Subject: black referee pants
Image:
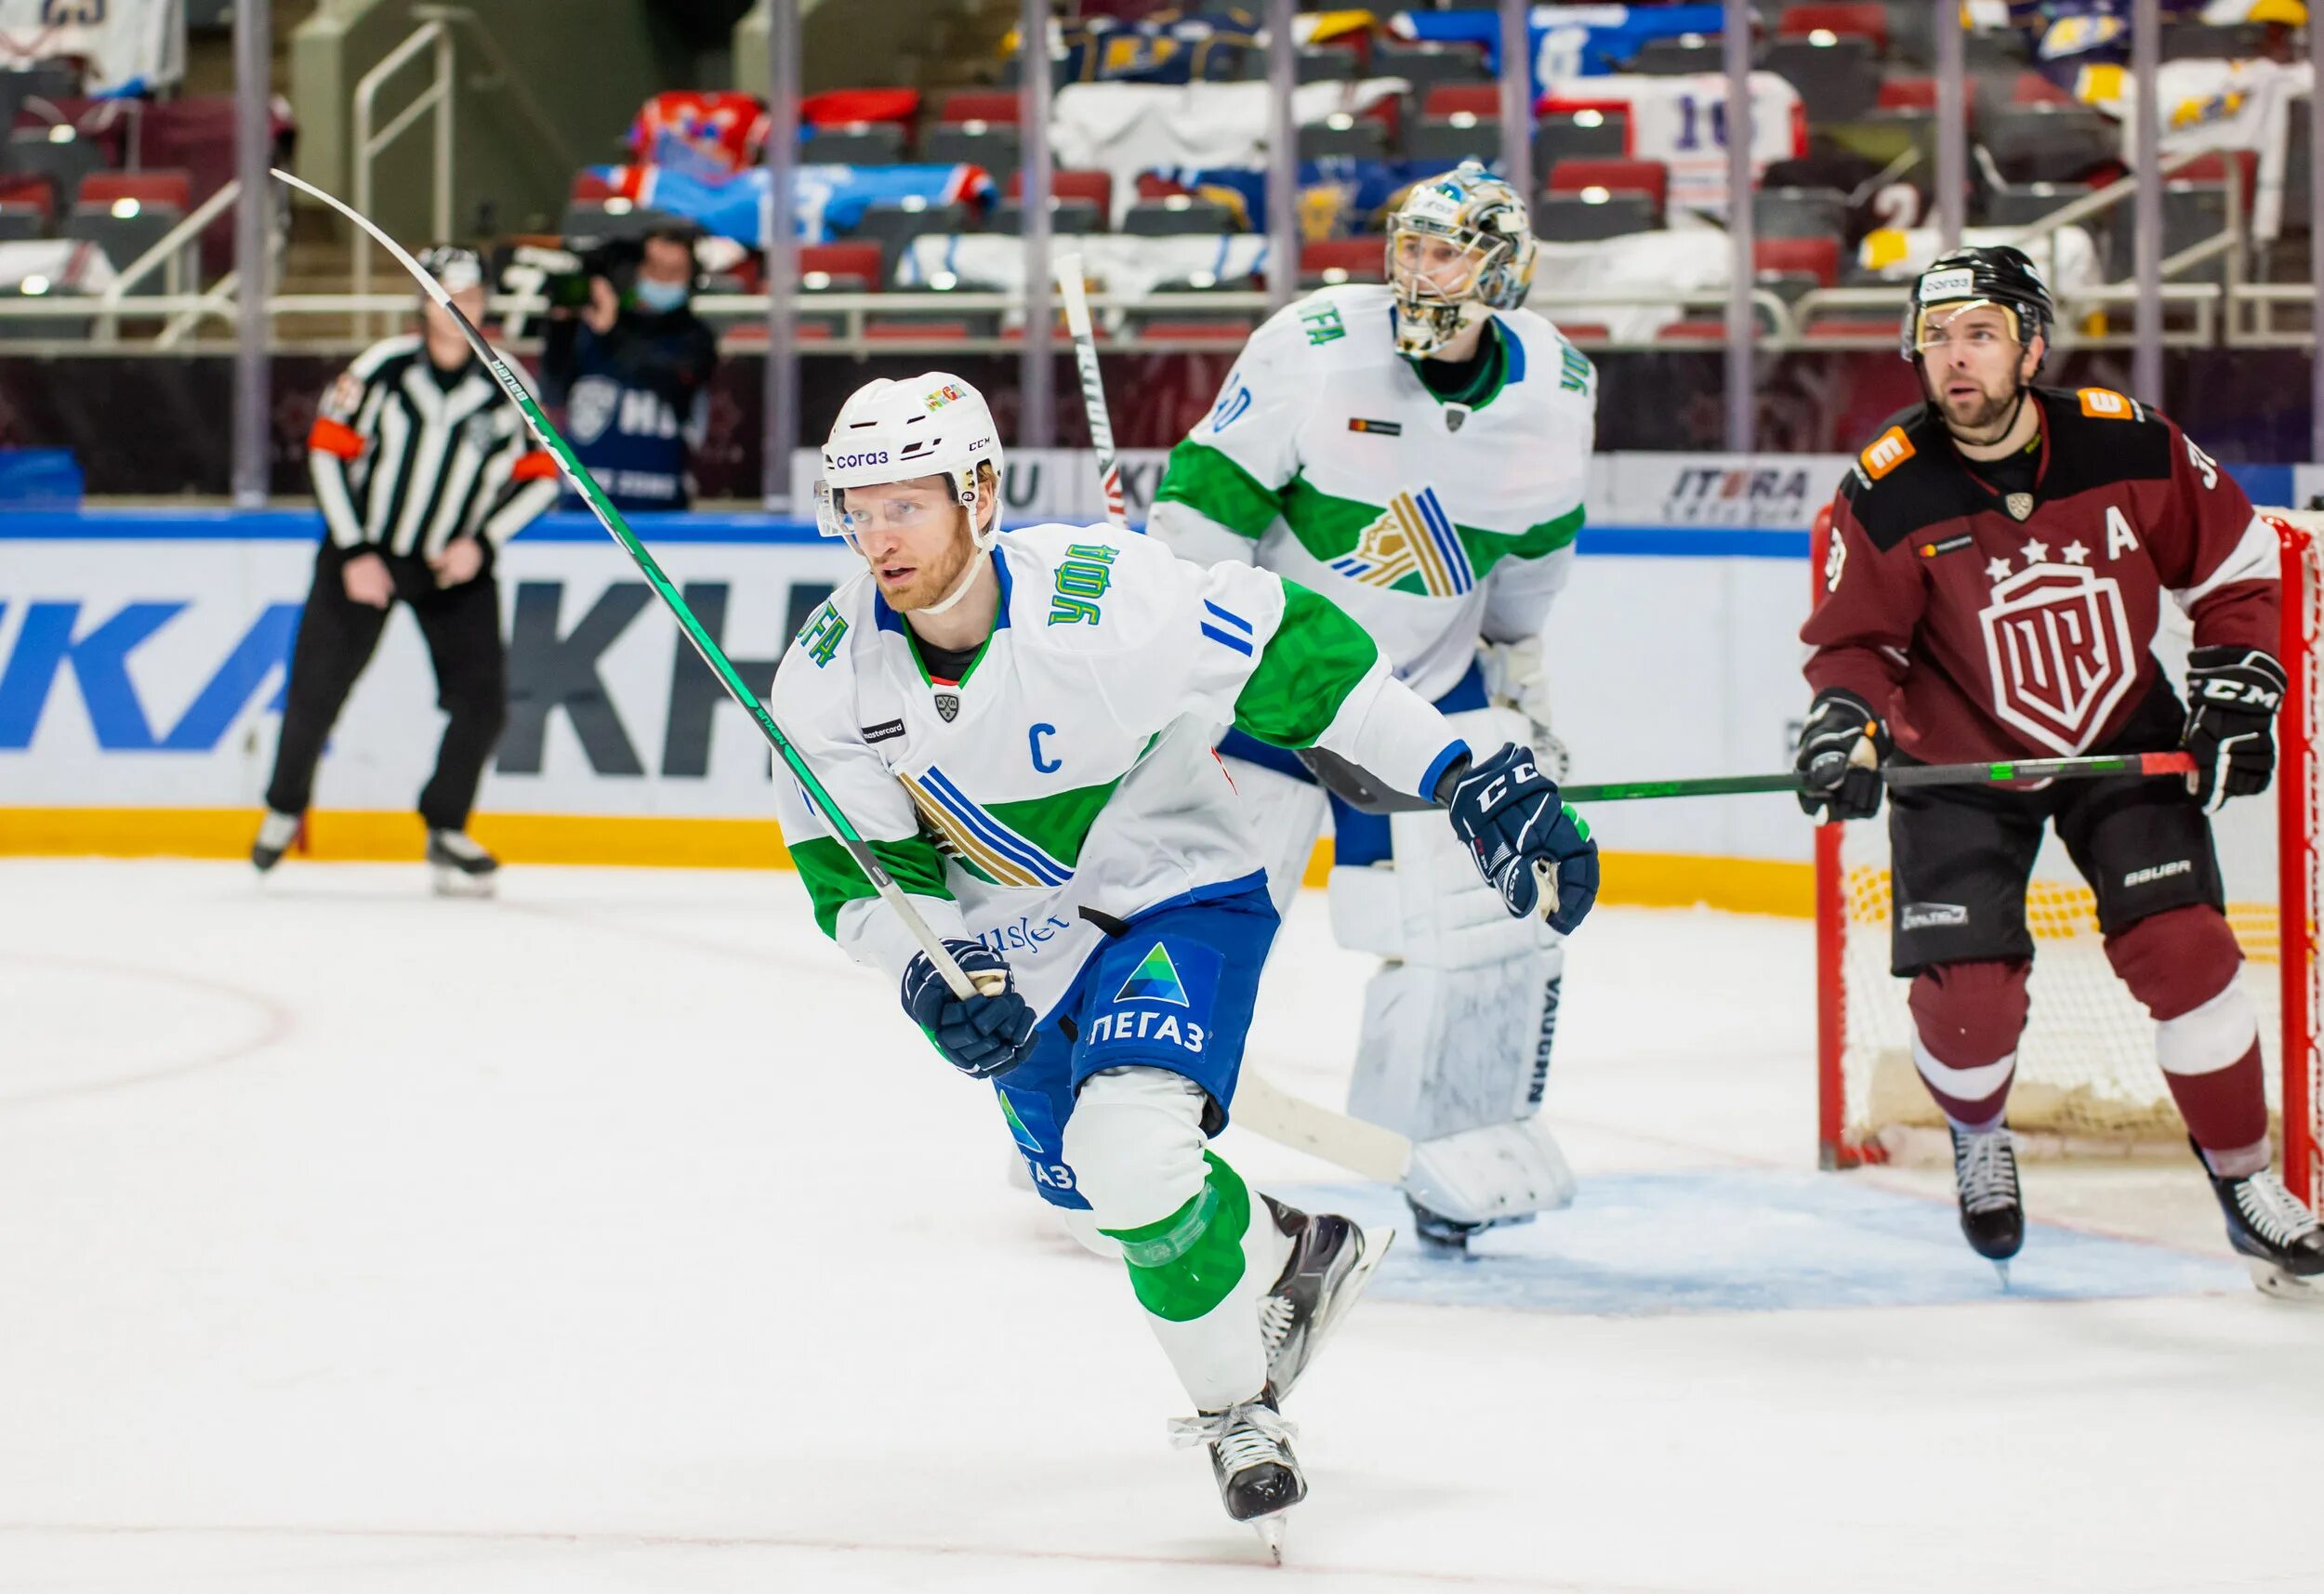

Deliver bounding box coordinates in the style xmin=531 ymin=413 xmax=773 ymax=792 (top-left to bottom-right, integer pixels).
xmin=264 ymin=543 xmax=508 ymax=833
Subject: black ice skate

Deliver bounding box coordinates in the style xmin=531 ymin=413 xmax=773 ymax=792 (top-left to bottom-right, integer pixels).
xmin=1406 ymin=1196 xmax=1486 ymax=1251
xmin=1169 ymin=1390 xmax=1304 ymax=1561
xmin=2201 ymin=1143 xmax=2324 ymax=1300
xmin=1950 ymin=1124 xmax=2025 ymax=1283
xmin=1258 ymin=1195 xmax=1389 ymax=1401
xmin=427 ymin=829 xmax=499 ymax=897
xmin=250 ymin=810 xmax=301 ymax=876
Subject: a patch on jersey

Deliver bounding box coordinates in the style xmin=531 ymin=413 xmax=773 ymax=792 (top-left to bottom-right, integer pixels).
xmin=1979 ymin=560 xmax=2136 ymax=756
xmin=1917 ymin=534 xmax=1974 ymax=558
xmin=2005 ymin=492 xmax=2035 ymax=521
xmin=1444 ymin=405 xmax=1469 ymax=433
xmin=901 ymin=767 xmax=1073 ymax=889
xmin=933 ymin=691 xmax=960 ymax=723
xmin=863 ymin=718 xmax=905 ymax=744
xmin=795 ymin=601 xmax=848 ymax=668
xmin=1328 ymin=487 xmax=1476 ymax=598
xmin=1048 ymin=543 xmax=1117 ymax=626
xmin=1115 ymin=942 xmax=1190 ymax=1007
xmin=2078 ymin=387 xmax=2138 ymax=420
xmin=322 ymin=370 xmax=364 ymax=420
xmin=1860 ymin=427 xmax=1916 ymax=481
xmin=1347 ymin=417 xmax=1403 ymax=436
xmin=997 ymin=1088 xmax=1046 ymax=1153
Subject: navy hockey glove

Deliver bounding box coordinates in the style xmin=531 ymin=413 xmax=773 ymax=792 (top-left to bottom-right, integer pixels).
xmin=2183 ymin=646 xmax=2288 ymax=812
xmin=1441 ymin=743 xmax=1599 ymax=933
xmin=1794 ymin=689 xmax=1892 ymax=822
xmin=901 ymin=940 xmax=1038 ymax=1080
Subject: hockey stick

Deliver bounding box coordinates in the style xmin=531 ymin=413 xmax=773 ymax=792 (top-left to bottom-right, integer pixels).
xmin=1053 ymin=253 xmax=1126 ymax=525
xmin=1053 ymin=249 xmax=1414 ymax=1184
xmin=1319 ymin=750 xmax=2202 ymax=812
xmin=270 ymin=170 xmax=997 ymax=1005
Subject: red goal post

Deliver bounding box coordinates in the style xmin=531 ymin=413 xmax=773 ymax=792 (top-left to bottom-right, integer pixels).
xmin=1813 ymin=507 xmax=2324 ymax=1206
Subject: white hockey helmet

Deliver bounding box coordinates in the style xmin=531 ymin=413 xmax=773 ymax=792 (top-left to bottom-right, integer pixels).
xmin=814 ymin=372 xmax=1003 ymax=546
xmin=1384 ymin=160 xmax=1537 ymax=358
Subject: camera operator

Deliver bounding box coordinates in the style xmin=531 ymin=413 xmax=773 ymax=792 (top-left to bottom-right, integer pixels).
xmin=542 ymin=225 xmax=719 ymax=511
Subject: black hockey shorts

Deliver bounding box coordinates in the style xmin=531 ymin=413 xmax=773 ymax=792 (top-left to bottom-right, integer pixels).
xmin=1886 ymin=680 xmax=2226 ymax=977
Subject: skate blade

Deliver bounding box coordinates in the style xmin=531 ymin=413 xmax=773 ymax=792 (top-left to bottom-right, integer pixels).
xmin=1992 ymin=1259 xmax=2012 ymax=1290
xmin=1281 ymin=1226 xmax=1393 ymax=1403
xmin=2249 ymin=1258 xmax=2324 ymax=1301
xmin=1252 ymin=1515 xmax=1285 ymax=1564
xmin=430 ymin=866 xmax=497 ymax=899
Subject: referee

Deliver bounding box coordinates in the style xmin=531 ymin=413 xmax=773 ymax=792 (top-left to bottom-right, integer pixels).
xmin=251 ymin=246 xmax=560 ymax=893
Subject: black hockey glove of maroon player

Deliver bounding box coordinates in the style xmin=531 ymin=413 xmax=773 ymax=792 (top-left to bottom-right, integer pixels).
xmin=1794 ymin=689 xmax=1893 ymax=822
xmin=901 ymin=940 xmax=1037 ymax=1079
xmin=1441 ymin=743 xmax=1600 ymax=933
xmin=2182 ymin=646 xmax=2289 ymax=812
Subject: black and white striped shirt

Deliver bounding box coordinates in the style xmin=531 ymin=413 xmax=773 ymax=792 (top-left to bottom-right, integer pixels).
xmin=308 ymin=335 xmax=561 ymax=558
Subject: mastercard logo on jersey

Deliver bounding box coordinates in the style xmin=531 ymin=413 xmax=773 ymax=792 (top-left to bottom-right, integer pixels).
xmin=1917 ymin=534 xmax=1974 ymax=559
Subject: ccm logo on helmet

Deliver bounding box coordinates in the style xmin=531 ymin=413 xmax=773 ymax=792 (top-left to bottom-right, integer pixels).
xmin=830 ymin=451 xmax=890 ymax=468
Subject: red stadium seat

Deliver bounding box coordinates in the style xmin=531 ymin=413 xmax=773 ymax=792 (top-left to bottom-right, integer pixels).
xmin=1547 ymin=157 xmax=1669 ymax=214
xmin=2172 ymin=149 xmax=2257 ymax=216
xmin=1006 ymin=166 xmax=1114 ymax=219
xmin=1754 ymin=236 xmax=1839 ymax=288
xmin=1554 ymin=323 xmax=1609 ymax=341
xmin=2012 ymin=72 xmax=2074 ymax=105
xmin=1655 ymin=320 xmax=1730 ymax=342
xmin=799 ymin=88 xmax=918 ymax=129
xmin=0 ymin=172 xmax=55 ymax=217
xmin=1300 ymin=237 xmax=1386 ymax=283
xmin=1877 ymin=76 xmax=1935 ymax=111
xmin=1778 ymin=4 xmax=1888 ymax=50
xmin=1803 ymin=318 xmax=1895 ymax=340
xmin=1421 ymin=84 xmax=1500 ymax=120
xmin=799 ymin=242 xmax=885 ymax=291
xmin=939 ymin=90 xmax=1021 ymax=127
xmin=77 ymin=170 xmax=191 ymax=213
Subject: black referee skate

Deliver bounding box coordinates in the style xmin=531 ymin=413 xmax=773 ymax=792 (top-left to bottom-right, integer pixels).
xmin=250 ymin=810 xmax=301 ymax=875
xmin=1257 ymin=1195 xmax=1389 ymax=1401
xmin=1949 ymin=1124 xmax=2025 ymax=1283
xmin=426 ymin=829 xmax=499 ymax=897
xmin=1170 ymin=1390 xmax=1304 ymax=1561
xmin=2201 ymin=1142 xmax=2324 ymax=1300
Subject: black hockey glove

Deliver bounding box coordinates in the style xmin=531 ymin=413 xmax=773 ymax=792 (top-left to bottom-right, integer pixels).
xmin=1794 ymin=689 xmax=1893 ymax=822
xmin=2182 ymin=646 xmax=2288 ymax=812
xmin=1440 ymin=743 xmax=1600 ymax=933
xmin=901 ymin=940 xmax=1037 ymax=1080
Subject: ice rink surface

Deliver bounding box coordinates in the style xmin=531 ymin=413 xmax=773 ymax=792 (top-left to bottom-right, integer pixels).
xmin=3 ymin=858 xmax=2318 ymax=1593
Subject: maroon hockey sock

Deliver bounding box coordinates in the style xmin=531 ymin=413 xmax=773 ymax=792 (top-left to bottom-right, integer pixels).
xmin=2163 ymin=1037 xmax=2271 ymax=1170
xmin=1908 ymin=960 xmax=2029 ymax=1126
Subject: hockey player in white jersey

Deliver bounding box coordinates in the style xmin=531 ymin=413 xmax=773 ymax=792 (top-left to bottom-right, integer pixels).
xmin=1148 ymin=160 xmax=1596 ymax=1247
xmin=772 ymin=371 xmax=1598 ymax=1543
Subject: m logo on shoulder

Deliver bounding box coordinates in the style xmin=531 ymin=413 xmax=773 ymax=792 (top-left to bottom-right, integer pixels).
xmin=1860 ymin=428 xmax=1916 ymax=481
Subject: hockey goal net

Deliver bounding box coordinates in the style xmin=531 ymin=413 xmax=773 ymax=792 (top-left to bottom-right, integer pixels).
xmin=1815 ymin=509 xmax=2324 ymax=1206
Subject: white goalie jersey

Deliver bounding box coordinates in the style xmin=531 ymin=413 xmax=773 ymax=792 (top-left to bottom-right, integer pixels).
xmin=1147 ymin=283 xmax=1597 ymax=705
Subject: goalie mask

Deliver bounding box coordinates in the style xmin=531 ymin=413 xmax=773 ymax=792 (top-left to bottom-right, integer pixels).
xmin=814 ymin=372 xmax=1004 ymax=615
xmin=1384 ymin=160 xmax=1538 ymax=358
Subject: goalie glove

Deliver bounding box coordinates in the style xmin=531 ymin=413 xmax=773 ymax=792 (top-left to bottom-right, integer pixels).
xmin=2182 ymin=646 xmax=2287 ymax=812
xmin=1794 ymin=688 xmax=1892 ymax=822
xmin=1440 ymin=743 xmax=1599 ymax=933
xmin=1477 ymin=637 xmax=1570 ymax=781
xmin=901 ymin=940 xmax=1038 ymax=1080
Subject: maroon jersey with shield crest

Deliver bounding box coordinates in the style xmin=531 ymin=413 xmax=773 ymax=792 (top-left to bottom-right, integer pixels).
xmin=1802 ymin=385 xmax=2278 ymax=762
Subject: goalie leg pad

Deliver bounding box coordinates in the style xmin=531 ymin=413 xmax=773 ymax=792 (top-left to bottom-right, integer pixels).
xmin=1333 ymin=702 xmax=1571 ymax=1222
xmin=1222 ymin=752 xmax=1329 ymax=917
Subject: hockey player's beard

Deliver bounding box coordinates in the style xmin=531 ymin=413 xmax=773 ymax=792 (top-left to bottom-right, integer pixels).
xmin=874 ymin=511 xmax=978 ymax=612
xmin=1930 ymin=373 xmax=2023 ymax=445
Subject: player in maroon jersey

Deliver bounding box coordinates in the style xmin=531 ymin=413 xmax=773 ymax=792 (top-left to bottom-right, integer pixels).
xmin=1795 ymin=245 xmax=2324 ymax=1296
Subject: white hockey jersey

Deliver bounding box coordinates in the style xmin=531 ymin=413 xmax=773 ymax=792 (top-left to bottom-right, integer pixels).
xmin=769 ymin=521 xmax=1466 ymax=1016
xmin=1147 ymin=283 xmax=1595 ymax=705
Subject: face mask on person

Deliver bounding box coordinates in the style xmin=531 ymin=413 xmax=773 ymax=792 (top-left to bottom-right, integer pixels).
xmin=635 ymin=278 xmax=689 ymax=313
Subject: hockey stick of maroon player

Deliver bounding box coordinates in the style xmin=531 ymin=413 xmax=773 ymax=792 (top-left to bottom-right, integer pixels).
xmin=1314 ymin=748 xmax=2201 ymax=811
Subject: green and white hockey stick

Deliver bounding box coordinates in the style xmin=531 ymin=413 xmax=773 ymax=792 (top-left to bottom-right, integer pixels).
xmin=271 ymin=168 xmax=994 ymax=1002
